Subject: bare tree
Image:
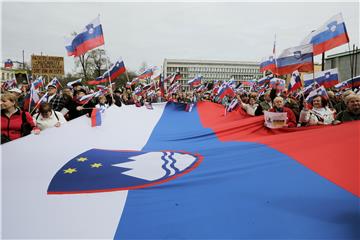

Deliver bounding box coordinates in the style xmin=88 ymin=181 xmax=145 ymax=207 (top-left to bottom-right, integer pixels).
xmin=74 ymin=49 xmax=110 ymax=80
xmin=139 ymin=61 xmax=148 ymax=74
xmin=88 ymin=49 xmax=110 ymax=78
xmin=75 ymin=54 xmax=93 ymax=81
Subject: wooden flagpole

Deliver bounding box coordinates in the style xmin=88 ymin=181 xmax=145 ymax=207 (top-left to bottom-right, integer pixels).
xmin=98 ymin=14 xmax=115 ymax=103
xmin=347 ymin=43 xmax=355 ymax=90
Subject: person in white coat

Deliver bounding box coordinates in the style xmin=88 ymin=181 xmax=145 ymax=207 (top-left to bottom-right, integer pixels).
xmin=33 ymin=103 xmax=67 ymax=131
xmin=299 ymin=95 xmax=335 ymax=126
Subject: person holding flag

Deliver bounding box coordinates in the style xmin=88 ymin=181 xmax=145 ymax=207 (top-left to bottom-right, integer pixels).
xmin=236 ymin=95 xmax=259 ymax=116
xmin=69 ymin=89 xmax=95 ymax=119
xmin=45 ymin=84 xmax=66 ymax=112
xmin=299 ymin=95 xmax=336 ymax=126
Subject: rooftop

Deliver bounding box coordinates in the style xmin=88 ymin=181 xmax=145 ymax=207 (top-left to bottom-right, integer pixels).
xmin=326 ymin=49 xmax=360 ymax=59
xmin=164 ymin=58 xmax=260 ymax=65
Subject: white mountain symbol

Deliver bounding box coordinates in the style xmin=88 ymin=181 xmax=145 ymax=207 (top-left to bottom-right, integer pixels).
xmin=112 ymin=152 xmax=197 ymax=181
xmin=330 ymin=25 xmax=337 ymax=32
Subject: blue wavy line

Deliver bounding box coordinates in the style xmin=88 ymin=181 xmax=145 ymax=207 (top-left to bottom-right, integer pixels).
xmin=160 ymin=152 xmax=171 ymax=178
xmin=168 ymin=152 xmax=180 ymax=174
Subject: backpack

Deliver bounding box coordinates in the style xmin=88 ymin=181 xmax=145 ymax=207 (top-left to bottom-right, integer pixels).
xmin=21 ymin=111 xmax=33 ymax=137
xmin=35 ymin=111 xmax=59 ymax=121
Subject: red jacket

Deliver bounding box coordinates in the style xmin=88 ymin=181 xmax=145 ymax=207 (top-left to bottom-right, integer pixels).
xmin=1 ymin=109 xmax=36 ymax=141
xmin=269 ymin=107 xmax=297 ymax=128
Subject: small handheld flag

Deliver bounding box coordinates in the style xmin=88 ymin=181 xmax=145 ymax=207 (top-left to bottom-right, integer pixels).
xmin=91 ymin=108 xmax=102 ymax=127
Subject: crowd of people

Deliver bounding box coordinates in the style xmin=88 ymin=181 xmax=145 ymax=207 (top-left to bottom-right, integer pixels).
xmin=1 ymin=79 xmax=360 ymax=144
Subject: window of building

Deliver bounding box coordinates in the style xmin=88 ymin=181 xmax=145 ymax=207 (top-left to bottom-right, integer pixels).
xmin=331 ymin=59 xmax=336 ymax=69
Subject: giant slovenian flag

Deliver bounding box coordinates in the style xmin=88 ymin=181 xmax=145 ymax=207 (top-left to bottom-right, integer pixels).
xmin=276 ymin=44 xmax=314 ymax=75
xmin=260 ymin=55 xmax=277 ymax=73
xmin=87 ymin=59 xmax=126 ymax=85
xmin=301 ymin=13 xmax=349 ymax=55
xmin=65 ymin=16 xmax=104 ymax=57
xmin=303 ymin=68 xmax=339 ymax=88
xmin=2 ymin=102 xmax=359 ymax=239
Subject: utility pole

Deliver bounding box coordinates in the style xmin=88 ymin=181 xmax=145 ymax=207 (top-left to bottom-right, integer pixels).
xmin=22 ymin=50 xmax=25 ymax=69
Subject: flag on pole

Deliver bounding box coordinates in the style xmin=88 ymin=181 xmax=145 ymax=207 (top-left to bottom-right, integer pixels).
xmin=87 ymin=59 xmax=126 ymax=85
xmin=303 ymin=68 xmax=339 ymax=88
xmin=2 ymin=78 xmax=17 ymax=90
xmin=217 ymin=81 xmax=235 ymax=99
xmin=301 ymin=13 xmax=349 ymax=55
xmin=260 ymin=56 xmax=277 ymax=73
xmin=187 ymin=75 xmax=203 ymax=87
xmin=163 ymin=72 xmax=182 ymax=86
xmin=241 ymin=79 xmax=257 ymax=87
xmin=334 ymin=80 xmax=351 ymax=90
xmin=167 ymin=82 xmax=180 ymax=95
xmin=78 ymin=91 xmax=101 ymax=104
xmin=299 ymin=82 xmax=320 ymax=96
xmin=334 ymin=75 xmax=360 ymax=89
xmin=134 ymin=86 xmax=143 ymax=96
xmin=158 ymin=74 xmax=165 ymax=97
xmin=136 ymin=67 xmax=155 ymax=80
xmin=4 ymin=59 xmax=13 ymax=68
xmin=226 ymin=98 xmax=239 ymax=112
xmin=91 ymin=108 xmax=102 ymax=127
xmin=288 ymin=71 xmax=302 ymax=93
xmin=276 ymin=44 xmax=314 ymax=75
xmin=46 ymin=77 xmax=62 ymax=89
xmin=269 ymin=78 xmax=286 ymax=89
xmin=195 ymin=84 xmax=207 ymax=93
xmin=30 ymin=83 xmax=40 ymax=105
xmin=303 ymin=74 xmax=316 ymax=87
xmin=67 ymin=79 xmax=82 ymax=88
xmin=32 ymin=77 xmax=44 ymax=90
xmin=65 ymin=16 xmax=104 ymax=57
xmin=257 ymin=75 xmax=273 ymax=87
xmin=305 ymin=86 xmax=328 ymax=104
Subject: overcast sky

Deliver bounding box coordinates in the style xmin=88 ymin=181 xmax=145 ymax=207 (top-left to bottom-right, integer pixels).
xmin=1 ymin=1 xmax=359 ymax=74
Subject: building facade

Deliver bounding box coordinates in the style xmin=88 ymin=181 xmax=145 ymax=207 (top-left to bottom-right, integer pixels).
xmin=1 ymin=61 xmax=29 ymax=85
xmin=325 ymin=49 xmax=360 ymax=82
xmin=163 ymin=59 xmax=262 ymax=90
xmin=0 ymin=68 xmax=16 ymax=81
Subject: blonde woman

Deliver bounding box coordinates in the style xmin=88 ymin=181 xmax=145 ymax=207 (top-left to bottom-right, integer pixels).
xmin=1 ymin=92 xmax=39 ymax=143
